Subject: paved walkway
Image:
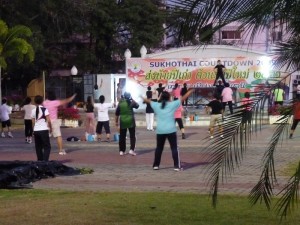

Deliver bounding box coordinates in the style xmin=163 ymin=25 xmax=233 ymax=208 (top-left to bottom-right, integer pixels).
xmin=1 ymin=123 xmax=300 ymax=195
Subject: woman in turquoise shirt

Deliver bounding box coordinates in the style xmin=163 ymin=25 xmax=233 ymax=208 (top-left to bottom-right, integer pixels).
xmin=141 ymin=89 xmax=193 ymax=171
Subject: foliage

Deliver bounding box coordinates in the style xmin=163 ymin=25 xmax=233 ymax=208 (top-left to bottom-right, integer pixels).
xmin=0 ymin=19 xmax=34 ymax=100
xmin=1 ymin=190 xmax=300 ymax=225
xmin=4 ymin=94 xmax=24 ymax=106
xmin=268 ymin=105 xmax=292 ymax=116
xmin=58 ymin=107 xmax=80 ymax=120
xmin=0 ymin=0 xmax=165 ymax=74
xmin=168 ymin=0 xmax=300 ymax=219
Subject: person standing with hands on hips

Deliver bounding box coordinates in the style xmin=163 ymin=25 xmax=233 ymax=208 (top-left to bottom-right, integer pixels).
xmin=141 ymin=88 xmax=194 ymax=171
xmin=115 ymin=92 xmax=139 ymax=156
xmin=213 ymin=60 xmax=226 ymax=86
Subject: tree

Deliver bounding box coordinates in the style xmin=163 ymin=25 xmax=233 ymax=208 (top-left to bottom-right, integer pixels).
xmin=168 ymin=0 xmax=300 ymax=218
xmin=0 ymin=20 xmax=34 ymax=101
xmin=0 ymin=0 xmax=165 ymax=75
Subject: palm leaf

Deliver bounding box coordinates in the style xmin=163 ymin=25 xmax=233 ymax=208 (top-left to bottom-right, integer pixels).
xmin=275 ymin=161 xmax=300 ymax=219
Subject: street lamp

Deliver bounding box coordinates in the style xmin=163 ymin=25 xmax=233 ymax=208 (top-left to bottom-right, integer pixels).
xmin=140 ymin=45 xmax=147 ymax=58
xmin=124 ymin=49 xmax=132 ymax=59
xmin=71 ymin=65 xmax=78 ymax=76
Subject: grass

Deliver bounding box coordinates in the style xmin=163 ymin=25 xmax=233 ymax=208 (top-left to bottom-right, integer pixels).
xmin=0 ymin=190 xmax=299 ymax=225
xmin=280 ymin=160 xmax=299 ymax=176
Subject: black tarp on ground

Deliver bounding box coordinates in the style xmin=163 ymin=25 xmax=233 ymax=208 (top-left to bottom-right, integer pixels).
xmin=0 ymin=161 xmax=81 ymax=189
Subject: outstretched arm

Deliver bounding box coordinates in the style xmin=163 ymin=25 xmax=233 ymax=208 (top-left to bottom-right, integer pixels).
xmin=60 ymin=94 xmax=77 ymax=106
xmin=180 ymin=88 xmax=194 ymax=102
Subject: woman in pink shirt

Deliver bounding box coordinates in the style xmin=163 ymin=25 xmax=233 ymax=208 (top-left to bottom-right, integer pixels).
xmin=221 ymin=83 xmax=233 ymax=114
xmin=172 ymin=83 xmax=181 ymax=100
xmin=174 ymin=104 xmax=185 ymax=139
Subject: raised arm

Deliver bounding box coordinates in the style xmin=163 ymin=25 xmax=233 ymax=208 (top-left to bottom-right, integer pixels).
xmin=60 ymin=94 xmax=77 ymax=106
xmin=180 ymin=88 xmax=194 ymax=102
xmin=140 ymin=96 xmax=151 ymax=104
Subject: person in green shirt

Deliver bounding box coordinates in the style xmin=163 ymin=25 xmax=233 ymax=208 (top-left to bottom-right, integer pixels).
xmin=273 ymin=84 xmax=285 ymax=105
xmin=115 ymin=92 xmax=139 ymax=156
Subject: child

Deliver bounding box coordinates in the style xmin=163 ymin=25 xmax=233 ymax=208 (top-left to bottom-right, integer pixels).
xmin=31 ymin=95 xmax=52 ymax=161
xmin=84 ymin=96 xmax=96 ymax=140
xmin=0 ymin=98 xmax=13 ymax=138
xmin=241 ymin=92 xmax=253 ymax=131
xmin=22 ymin=97 xmax=35 ymax=143
xmin=174 ymin=104 xmax=186 ymax=139
xmin=95 ymin=95 xmax=114 ymax=142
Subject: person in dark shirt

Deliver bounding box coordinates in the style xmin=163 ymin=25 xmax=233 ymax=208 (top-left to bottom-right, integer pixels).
xmin=215 ymin=80 xmax=224 ymax=98
xmin=145 ymin=86 xmax=155 ymax=131
xmin=180 ymin=83 xmax=188 ymax=106
xmin=213 ymin=60 xmax=226 ymax=86
xmin=206 ymin=94 xmax=224 ymax=138
xmin=156 ymin=83 xmax=165 ymax=101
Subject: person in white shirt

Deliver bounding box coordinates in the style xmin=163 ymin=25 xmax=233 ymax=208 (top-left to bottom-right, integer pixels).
xmin=22 ymin=97 xmax=36 ymax=143
xmin=94 ymin=95 xmax=114 ymax=142
xmin=0 ymin=98 xmax=13 ymax=138
xmin=31 ymin=95 xmax=52 ymax=161
xmin=221 ymin=83 xmax=234 ymax=114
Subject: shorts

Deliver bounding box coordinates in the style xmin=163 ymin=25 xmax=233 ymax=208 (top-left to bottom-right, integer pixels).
xmin=96 ymin=121 xmax=110 ymax=134
xmin=1 ymin=120 xmax=11 ymax=128
xmin=51 ymin=119 xmax=62 ymax=137
xmin=209 ymin=114 xmax=222 ymax=128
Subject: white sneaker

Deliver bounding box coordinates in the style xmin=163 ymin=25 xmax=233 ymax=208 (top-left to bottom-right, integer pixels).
xmin=220 ymin=135 xmax=224 ymax=138
xmin=129 ymin=150 xmax=137 ymax=156
xmin=174 ymin=168 xmax=181 ymax=172
xmin=59 ymin=150 xmax=67 ymax=155
xmin=1 ymin=132 xmax=5 ymax=138
xmin=8 ymin=132 xmax=13 ymax=138
xmin=119 ymin=151 xmax=124 ymax=156
xmin=153 ymin=166 xmax=159 ymax=170
xmin=210 ymin=136 xmax=214 ymax=139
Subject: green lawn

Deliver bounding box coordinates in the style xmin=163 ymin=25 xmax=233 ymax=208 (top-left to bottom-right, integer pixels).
xmin=0 ymin=190 xmax=299 ymax=225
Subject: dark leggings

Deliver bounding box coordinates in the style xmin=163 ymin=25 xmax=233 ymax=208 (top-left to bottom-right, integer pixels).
xmin=213 ymin=74 xmax=226 ymax=86
xmin=291 ymin=119 xmax=300 ymax=130
xmin=175 ymin=118 xmax=184 ymax=130
xmin=153 ymin=132 xmax=180 ymax=169
xmin=223 ymin=101 xmax=233 ymax=114
xmin=119 ymin=127 xmax=136 ymax=152
xmin=24 ymin=119 xmax=33 ymax=137
xmin=34 ymin=130 xmax=51 ymax=161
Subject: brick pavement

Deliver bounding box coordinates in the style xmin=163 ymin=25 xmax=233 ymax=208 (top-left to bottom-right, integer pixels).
xmin=1 ymin=121 xmax=300 ymax=196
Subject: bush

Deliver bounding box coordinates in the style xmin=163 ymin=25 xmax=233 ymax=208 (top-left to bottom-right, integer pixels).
xmin=58 ymin=107 xmax=80 ymax=120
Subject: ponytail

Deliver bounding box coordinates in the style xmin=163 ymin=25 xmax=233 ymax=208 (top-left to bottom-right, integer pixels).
xmin=160 ymin=91 xmax=170 ymax=109
xmin=161 ymin=100 xmax=167 ymax=109
xmin=35 ymin=107 xmax=39 ymax=120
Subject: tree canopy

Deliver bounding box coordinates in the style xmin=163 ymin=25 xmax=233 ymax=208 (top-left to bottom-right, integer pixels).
xmin=0 ymin=0 xmax=165 ymax=75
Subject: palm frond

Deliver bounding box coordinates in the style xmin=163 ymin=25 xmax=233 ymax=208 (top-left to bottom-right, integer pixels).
xmin=249 ymin=112 xmax=292 ymax=210
xmin=169 ymin=0 xmax=298 ymax=45
xmin=272 ymin=38 xmax=300 ymax=71
xmin=275 ymin=161 xmax=300 ymax=219
xmin=204 ymin=90 xmax=264 ymax=207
